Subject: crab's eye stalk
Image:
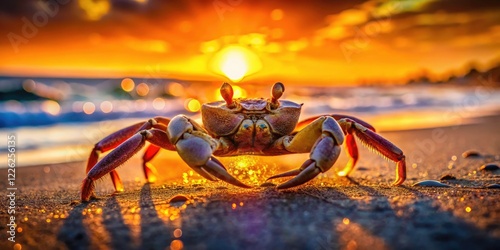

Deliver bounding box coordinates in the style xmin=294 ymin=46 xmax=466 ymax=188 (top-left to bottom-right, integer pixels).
xmin=270 ymin=82 xmax=285 ymax=109
xmin=220 ymin=82 xmax=235 ymax=108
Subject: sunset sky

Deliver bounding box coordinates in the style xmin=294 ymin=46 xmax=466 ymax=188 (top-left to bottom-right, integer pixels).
xmin=0 ymin=0 xmax=499 ymax=84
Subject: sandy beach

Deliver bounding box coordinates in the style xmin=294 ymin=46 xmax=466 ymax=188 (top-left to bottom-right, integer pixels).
xmin=1 ymin=115 xmax=499 ymax=250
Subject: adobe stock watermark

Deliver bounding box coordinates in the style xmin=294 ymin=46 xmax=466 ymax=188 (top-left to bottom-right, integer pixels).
xmin=6 ymin=134 xmax=17 ymax=243
xmin=409 ymin=74 xmax=498 ymax=164
xmin=213 ymin=0 xmax=243 ymax=21
xmin=7 ymin=0 xmax=71 ymax=53
xmin=340 ymin=2 xmax=401 ymax=63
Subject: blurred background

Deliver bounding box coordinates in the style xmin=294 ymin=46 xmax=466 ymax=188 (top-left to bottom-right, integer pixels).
xmin=0 ymin=0 xmax=499 ymax=167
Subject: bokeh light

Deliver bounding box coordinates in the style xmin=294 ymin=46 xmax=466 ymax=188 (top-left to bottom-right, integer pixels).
xmin=100 ymin=101 xmax=113 ymax=113
xmin=152 ymin=97 xmax=166 ymax=110
xmin=167 ymin=82 xmax=185 ymax=97
xmin=83 ymin=102 xmax=96 ymax=115
xmin=136 ymin=83 xmax=150 ymax=96
xmin=121 ymin=78 xmax=135 ymax=92
xmin=184 ymin=98 xmax=201 ymax=112
xmin=78 ymin=0 xmax=111 ymax=21
xmin=343 ymin=218 xmax=350 ymax=225
xmin=41 ymin=100 xmax=61 ymax=116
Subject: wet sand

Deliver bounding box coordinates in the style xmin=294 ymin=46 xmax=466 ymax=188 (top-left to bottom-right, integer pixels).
xmin=1 ymin=115 xmax=500 ymax=250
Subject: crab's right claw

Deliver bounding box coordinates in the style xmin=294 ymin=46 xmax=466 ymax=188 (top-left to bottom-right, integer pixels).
xmin=173 ymin=122 xmax=251 ymax=188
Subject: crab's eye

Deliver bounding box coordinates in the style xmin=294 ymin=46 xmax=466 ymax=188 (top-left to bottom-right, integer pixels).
xmin=270 ymin=82 xmax=285 ymax=109
xmin=220 ymin=82 xmax=235 ymax=108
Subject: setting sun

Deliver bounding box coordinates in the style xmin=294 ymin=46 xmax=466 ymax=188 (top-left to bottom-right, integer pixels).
xmin=210 ymin=45 xmax=262 ymax=82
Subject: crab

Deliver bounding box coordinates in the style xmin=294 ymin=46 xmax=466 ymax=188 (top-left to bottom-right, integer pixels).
xmin=81 ymin=82 xmax=406 ymax=201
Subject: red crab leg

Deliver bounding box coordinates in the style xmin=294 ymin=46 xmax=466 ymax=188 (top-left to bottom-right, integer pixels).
xmin=142 ymin=144 xmax=161 ymax=183
xmin=86 ymin=117 xmax=170 ymax=192
xmin=82 ymin=129 xmax=173 ymax=201
xmin=338 ymin=118 xmax=406 ymax=185
xmin=337 ymin=133 xmax=358 ymax=177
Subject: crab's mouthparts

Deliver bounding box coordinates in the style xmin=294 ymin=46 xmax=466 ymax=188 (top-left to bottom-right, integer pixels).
xmin=241 ymin=110 xmax=267 ymax=114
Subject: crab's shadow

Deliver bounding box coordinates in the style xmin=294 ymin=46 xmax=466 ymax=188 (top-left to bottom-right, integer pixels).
xmin=58 ymin=184 xmax=174 ymax=250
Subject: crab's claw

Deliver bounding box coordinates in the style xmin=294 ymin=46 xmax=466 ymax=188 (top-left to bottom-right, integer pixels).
xmin=266 ymin=116 xmax=343 ymax=189
xmin=170 ymin=115 xmax=251 ymax=188
xmin=267 ymin=159 xmax=322 ymax=189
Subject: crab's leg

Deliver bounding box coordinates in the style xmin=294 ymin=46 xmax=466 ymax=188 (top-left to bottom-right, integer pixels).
xmin=338 ymin=118 xmax=406 ymax=185
xmin=81 ymin=129 xmax=174 ymax=201
xmin=168 ymin=115 xmax=251 ymax=188
xmin=142 ymin=144 xmax=161 ymax=183
xmin=267 ymin=116 xmax=344 ymax=189
xmin=86 ymin=117 xmax=170 ymax=191
xmin=337 ymin=133 xmax=358 ymax=177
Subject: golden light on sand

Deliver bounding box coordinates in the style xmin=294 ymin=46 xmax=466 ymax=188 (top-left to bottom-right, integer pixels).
xmin=210 ymin=45 xmax=262 ymax=82
xmin=41 ymin=100 xmax=61 ymax=116
xmin=121 ymin=78 xmax=135 ymax=92
xmin=173 ymin=228 xmax=182 ymax=238
xmin=170 ymin=239 xmax=183 ymax=250
xmin=343 ymin=218 xmax=350 ymax=225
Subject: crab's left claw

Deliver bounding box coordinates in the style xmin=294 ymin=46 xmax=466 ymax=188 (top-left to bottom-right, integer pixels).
xmin=201 ymin=157 xmax=251 ymax=188
xmin=267 ymin=117 xmax=343 ymax=189
xmin=270 ymin=160 xmax=322 ymax=189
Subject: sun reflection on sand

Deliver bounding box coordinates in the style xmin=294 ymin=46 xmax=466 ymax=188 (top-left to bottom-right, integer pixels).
xmin=225 ymin=156 xmax=278 ymax=186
